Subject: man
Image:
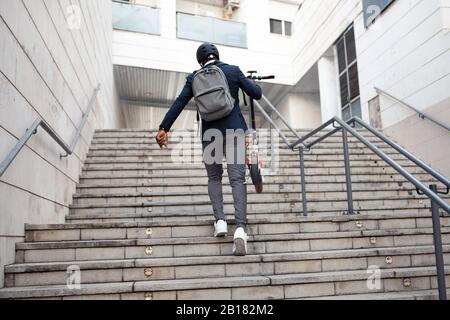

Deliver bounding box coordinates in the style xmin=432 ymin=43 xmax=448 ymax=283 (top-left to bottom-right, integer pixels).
xmin=156 ymin=43 xmax=262 ymax=256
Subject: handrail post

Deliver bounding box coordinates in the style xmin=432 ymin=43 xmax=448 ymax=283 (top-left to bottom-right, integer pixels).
xmin=270 ymin=124 xmax=277 ymax=174
xmin=61 ymin=84 xmax=101 ymax=158
xmin=299 ymin=147 xmax=308 ymax=216
xmin=430 ymin=184 xmax=447 ymax=300
xmin=0 ymin=120 xmax=41 ymax=178
xmin=342 ymin=128 xmax=354 ymax=215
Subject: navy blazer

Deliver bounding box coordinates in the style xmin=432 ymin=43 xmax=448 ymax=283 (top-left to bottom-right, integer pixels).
xmin=159 ymin=61 xmax=262 ymax=135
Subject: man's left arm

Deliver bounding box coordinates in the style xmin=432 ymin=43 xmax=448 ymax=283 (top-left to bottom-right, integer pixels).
xmin=156 ymin=75 xmax=194 ymax=148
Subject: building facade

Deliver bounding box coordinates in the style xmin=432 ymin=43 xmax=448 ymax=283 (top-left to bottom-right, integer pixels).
xmin=112 ymin=0 xmax=449 ymax=175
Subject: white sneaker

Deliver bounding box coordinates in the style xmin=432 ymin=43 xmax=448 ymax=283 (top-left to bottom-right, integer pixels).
xmin=233 ymin=227 xmax=249 ymax=256
xmin=214 ymin=220 xmax=228 ymax=237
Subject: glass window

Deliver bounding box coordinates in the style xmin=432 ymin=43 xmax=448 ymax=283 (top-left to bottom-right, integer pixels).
xmin=339 ymin=73 xmax=349 ymax=106
xmin=345 ymin=29 xmax=357 ymax=63
xmin=337 ymin=38 xmax=346 ymax=73
xmin=342 ymin=106 xmax=352 ymax=121
xmin=350 ymin=99 xmax=362 ymax=119
xmin=214 ymin=18 xmax=248 ymax=48
xmin=270 ymin=19 xmax=283 ymax=35
xmin=177 ymin=13 xmax=214 ymax=43
xmin=348 ymin=63 xmax=360 ymax=100
xmin=177 ymin=13 xmax=247 ymax=48
xmin=284 ymin=21 xmax=292 ymax=36
xmin=112 ymin=2 xmax=160 ymax=35
xmin=336 ymin=25 xmax=361 ymax=121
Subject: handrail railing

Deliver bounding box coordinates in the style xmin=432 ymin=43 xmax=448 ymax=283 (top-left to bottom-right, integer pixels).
xmin=0 ymin=85 xmax=100 ymax=178
xmin=253 ymin=94 xmax=450 ymax=300
xmin=375 ymin=87 xmax=450 ymax=132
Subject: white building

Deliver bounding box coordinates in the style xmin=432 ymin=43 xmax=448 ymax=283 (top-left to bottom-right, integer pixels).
xmin=112 ymin=0 xmax=450 ymax=174
xmin=0 ymin=0 xmax=448 ymax=287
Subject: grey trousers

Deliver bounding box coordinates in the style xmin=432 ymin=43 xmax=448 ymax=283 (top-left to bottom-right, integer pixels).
xmin=202 ymin=132 xmax=247 ymax=228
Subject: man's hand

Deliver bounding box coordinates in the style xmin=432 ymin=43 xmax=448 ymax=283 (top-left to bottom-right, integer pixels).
xmin=156 ymin=129 xmax=168 ymax=149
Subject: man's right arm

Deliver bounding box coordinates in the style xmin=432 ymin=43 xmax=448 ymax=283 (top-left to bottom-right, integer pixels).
xmin=237 ymin=68 xmax=262 ymax=100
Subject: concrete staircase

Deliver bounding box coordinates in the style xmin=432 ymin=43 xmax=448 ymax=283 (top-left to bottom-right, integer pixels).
xmin=1 ymin=129 xmax=449 ymax=300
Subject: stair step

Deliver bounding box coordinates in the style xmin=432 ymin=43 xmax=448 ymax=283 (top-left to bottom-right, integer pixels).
xmin=14 ymin=228 xmax=450 ymax=263
xmin=1 ymin=267 xmax=449 ymax=300
xmin=5 ymin=246 xmax=450 ymax=287
xmin=67 ymin=197 xmax=440 ymax=215
xmin=24 ymin=212 xmax=450 ymax=241
xmin=66 ymin=208 xmax=441 ymax=224
xmin=301 ymin=289 xmax=450 ymax=300
xmin=80 ymin=166 xmax=425 ymax=175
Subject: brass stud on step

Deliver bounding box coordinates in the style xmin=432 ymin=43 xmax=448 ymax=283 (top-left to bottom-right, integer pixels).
xmin=385 ymin=256 xmax=393 ymax=264
xmin=403 ymin=279 xmax=412 ymax=288
xmin=148 ymin=207 xmax=153 ymax=213
xmin=145 ymin=228 xmax=153 ymax=236
xmin=144 ymin=268 xmax=153 ymax=277
xmin=144 ymin=293 xmax=153 ymax=300
xmin=145 ymin=246 xmax=153 ymax=256
xmin=356 ymin=221 xmax=363 ymax=229
xmin=370 ymin=237 xmax=377 ymax=244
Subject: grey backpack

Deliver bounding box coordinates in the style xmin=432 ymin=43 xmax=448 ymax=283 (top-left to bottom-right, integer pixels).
xmin=192 ymin=64 xmax=235 ymax=122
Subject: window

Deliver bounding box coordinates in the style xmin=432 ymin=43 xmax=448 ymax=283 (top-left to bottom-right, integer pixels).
xmin=270 ymin=19 xmax=282 ymax=35
xmin=336 ymin=25 xmax=361 ymax=121
xmin=284 ymin=21 xmax=292 ymax=36
xmin=112 ymin=1 xmax=160 ymax=35
xmin=177 ymin=13 xmax=247 ymax=48
xmin=270 ymin=19 xmax=292 ymax=36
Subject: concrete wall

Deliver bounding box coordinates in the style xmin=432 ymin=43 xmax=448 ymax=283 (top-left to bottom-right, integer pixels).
xmin=383 ymin=97 xmax=450 ymax=177
xmin=355 ymin=0 xmax=450 ymax=176
xmin=275 ymin=93 xmax=322 ymax=129
xmin=0 ymin=0 xmax=124 ymax=287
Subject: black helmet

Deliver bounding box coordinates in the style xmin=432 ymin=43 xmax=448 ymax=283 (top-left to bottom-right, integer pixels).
xmin=196 ymin=43 xmax=220 ymax=65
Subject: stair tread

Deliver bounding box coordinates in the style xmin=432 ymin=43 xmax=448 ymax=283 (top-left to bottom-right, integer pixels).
xmin=68 ymin=196 xmax=443 ymax=209
xmin=26 ymin=211 xmax=442 ymax=230
xmin=15 ymin=227 xmax=450 ymax=250
xmin=6 ymin=245 xmax=450 ymax=273
xmin=300 ymin=289 xmax=450 ymax=300
xmin=1 ymin=266 xmax=449 ymax=299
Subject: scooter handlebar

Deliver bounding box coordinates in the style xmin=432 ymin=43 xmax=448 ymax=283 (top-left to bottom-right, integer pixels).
xmin=248 ymin=75 xmax=275 ymax=81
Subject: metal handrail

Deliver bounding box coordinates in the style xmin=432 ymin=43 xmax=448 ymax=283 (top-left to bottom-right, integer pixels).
xmin=375 ymin=87 xmax=450 ymax=132
xmin=254 ymin=95 xmax=450 ymax=300
xmin=302 ymin=117 xmax=450 ymax=189
xmin=0 ymin=85 xmax=100 ymax=178
xmin=254 ymin=96 xmax=305 ymax=148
